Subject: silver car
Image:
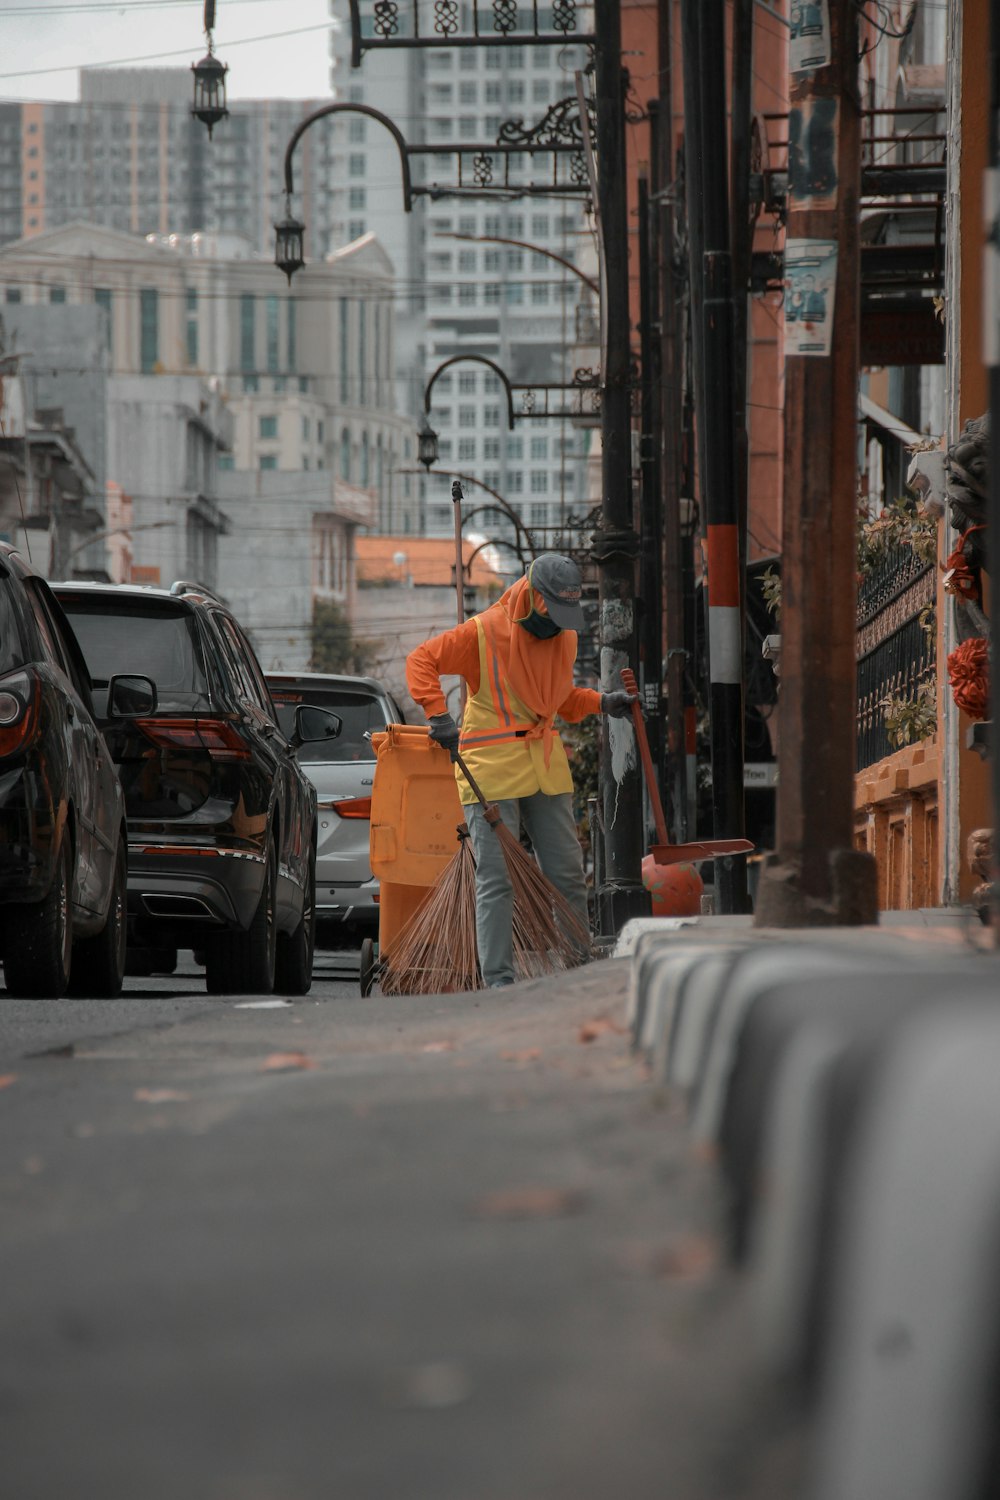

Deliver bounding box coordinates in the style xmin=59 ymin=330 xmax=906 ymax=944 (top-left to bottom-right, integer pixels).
xmin=266 ymin=672 xmax=405 ymax=943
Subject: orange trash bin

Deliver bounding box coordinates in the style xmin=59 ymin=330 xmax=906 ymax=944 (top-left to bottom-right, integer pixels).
xmin=363 ymin=724 xmax=465 ymax=992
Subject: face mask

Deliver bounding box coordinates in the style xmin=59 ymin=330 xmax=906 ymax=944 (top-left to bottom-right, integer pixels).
xmin=519 ymin=608 xmax=561 ymax=639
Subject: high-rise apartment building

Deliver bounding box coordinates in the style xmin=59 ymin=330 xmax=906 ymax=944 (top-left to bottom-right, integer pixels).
xmin=326 ymin=7 xmax=593 ymax=547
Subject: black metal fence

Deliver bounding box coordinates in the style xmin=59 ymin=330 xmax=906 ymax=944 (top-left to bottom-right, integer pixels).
xmin=856 ymin=545 xmax=935 ymax=771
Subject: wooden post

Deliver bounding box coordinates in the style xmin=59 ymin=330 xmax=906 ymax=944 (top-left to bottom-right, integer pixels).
xmin=755 ymin=0 xmax=878 ymax=925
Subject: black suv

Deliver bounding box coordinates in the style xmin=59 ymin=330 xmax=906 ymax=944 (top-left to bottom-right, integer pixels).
xmin=54 ymin=581 xmax=339 ymax=996
xmin=0 ymin=544 xmax=128 ymax=998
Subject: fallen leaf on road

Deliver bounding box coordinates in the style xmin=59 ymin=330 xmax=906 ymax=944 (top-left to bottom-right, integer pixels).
xmin=260 ymin=1051 xmax=315 ymax=1073
xmin=386 ymin=1360 xmax=471 ymax=1410
xmin=0 ymin=1074 xmax=17 ymax=1090
xmin=473 ymin=1186 xmax=586 ymax=1221
xmin=578 ymin=1017 xmax=626 ymax=1043
xmin=422 ymin=1040 xmax=456 ymax=1054
xmin=499 ymin=1048 xmax=541 ymax=1063
xmin=134 ymin=1088 xmax=190 ymax=1103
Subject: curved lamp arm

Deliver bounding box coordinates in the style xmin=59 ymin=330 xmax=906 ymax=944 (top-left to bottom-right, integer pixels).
xmin=283 ymin=102 xmax=413 ymax=210
xmin=424 ymin=355 xmax=515 ymax=431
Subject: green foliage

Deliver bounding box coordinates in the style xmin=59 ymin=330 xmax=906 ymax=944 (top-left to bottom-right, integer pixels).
xmin=858 ymin=496 xmax=938 ymax=577
xmin=310 ymin=597 xmax=378 ymax=676
xmin=759 ymin=566 xmax=782 ymax=620
xmin=564 ymin=714 xmax=600 ymax=844
xmin=881 ymin=678 xmax=937 ymax=750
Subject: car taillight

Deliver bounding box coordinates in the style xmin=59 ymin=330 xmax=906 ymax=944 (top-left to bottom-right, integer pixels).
xmin=134 ymin=717 xmax=251 ymax=761
xmin=332 ymin=796 xmax=372 ymax=819
xmin=0 ymin=671 xmax=39 ymax=757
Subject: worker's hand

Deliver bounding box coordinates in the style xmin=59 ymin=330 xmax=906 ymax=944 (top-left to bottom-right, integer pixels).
xmin=428 ymin=712 xmax=461 ymax=761
xmin=601 ymin=690 xmax=639 ymax=719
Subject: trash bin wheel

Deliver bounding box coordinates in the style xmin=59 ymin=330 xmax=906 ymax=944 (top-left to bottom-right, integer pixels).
xmin=360 ymin=937 xmax=377 ymax=997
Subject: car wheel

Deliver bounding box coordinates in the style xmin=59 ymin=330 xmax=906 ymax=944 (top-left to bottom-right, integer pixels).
xmin=275 ymin=852 xmax=316 ymax=997
xmin=360 ymin=936 xmax=377 ymax=997
xmin=204 ymin=842 xmax=277 ymax=996
xmin=4 ymin=836 xmax=73 ymax=998
xmin=70 ymin=838 xmax=127 ymax=998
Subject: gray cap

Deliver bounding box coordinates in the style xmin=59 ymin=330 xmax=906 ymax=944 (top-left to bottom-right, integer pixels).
xmin=528 ymin=553 xmax=585 ymax=630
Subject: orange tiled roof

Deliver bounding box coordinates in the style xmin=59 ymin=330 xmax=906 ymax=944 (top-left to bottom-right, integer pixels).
xmin=355 ymin=535 xmax=508 ymax=589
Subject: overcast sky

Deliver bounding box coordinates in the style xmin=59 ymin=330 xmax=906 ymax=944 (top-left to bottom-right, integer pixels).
xmin=0 ymin=0 xmax=334 ymax=102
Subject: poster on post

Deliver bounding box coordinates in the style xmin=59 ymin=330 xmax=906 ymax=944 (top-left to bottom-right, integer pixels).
xmin=784 ymin=238 xmax=837 ymax=357
xmin=788 ymin=98 xmax=839 ymax=210
xmin=789 ymin=1 xmax=831 ymax=74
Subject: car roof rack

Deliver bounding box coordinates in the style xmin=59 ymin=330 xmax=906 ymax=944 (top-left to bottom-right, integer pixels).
xmin=169 ymin=579 xmax=225 ymax=604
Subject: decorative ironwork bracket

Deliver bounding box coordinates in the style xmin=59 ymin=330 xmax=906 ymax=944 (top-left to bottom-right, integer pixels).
xmin=349 ymin=0 xmax=595 ymax=69
xmin=424 ymin=355 xmax=600 ymax=429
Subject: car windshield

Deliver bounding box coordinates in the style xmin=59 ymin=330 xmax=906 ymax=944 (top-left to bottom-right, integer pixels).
xmin=0 ymin=572 xmax=27 ymax=676
xmin=58 ymin=597 xmax=212 ymax=716
xmin=271 ymin=686 xmax=388 ymax=763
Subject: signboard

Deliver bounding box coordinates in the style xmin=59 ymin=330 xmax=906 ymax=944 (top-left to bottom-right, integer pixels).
xmin=861 ymin=305 xmax=946 ymax=367
xmin=744 ymin=762 xmax=779 ymax=789
xmin=784 ymin=238 xmax=838 ymax=357
xmin=130 ymin=565 xmax=161 ymax=586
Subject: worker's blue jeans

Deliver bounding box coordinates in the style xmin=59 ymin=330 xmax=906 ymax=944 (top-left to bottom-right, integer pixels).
xmin=465 ymin=791 xmax=591 ymax=988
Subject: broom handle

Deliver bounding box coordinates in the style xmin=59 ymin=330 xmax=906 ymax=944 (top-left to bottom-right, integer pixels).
xmin=454 ymin=750 xmax=490 ymax=811
xmin=620 ymin=667 xmax=670 ymax=849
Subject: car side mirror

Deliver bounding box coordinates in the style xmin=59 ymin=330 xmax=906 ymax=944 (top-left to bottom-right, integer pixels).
xmin=291 ymin=704 xmax=342 ymax=748
xmin=107 ymin=674 xmax=158 ymax=717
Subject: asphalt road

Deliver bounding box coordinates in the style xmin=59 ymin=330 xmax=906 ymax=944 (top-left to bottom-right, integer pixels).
xmin=0 ymin=949 xmax=791 ymax=1500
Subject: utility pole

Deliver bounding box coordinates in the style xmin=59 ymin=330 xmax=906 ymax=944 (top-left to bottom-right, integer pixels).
xmin=654 ymin=10 xmax=693 ymax=844
xmin=592 ymin=0 xmax=649 ymax=936
xmin=637 ymin=166 xmax=663 ymax=777
xmin=988 ymin=0 xmax=1000 ymax=937
xmin=755 ymin=0 xmax=877 ymax=926
xmin=681 ymin=0 xmax=749 ymax=914
xmin=730 ymin=0 xmax=754 ymax=576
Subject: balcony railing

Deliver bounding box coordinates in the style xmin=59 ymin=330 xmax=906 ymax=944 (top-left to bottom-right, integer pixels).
xmin=856 ymin=543 xmax=935 ymax=771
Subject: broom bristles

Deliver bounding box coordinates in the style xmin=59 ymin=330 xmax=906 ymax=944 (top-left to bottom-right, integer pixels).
xmin=380 ymin=835 xmax=482 ymax=995
xmin=379 ymin=811 xmax=594 ymax=996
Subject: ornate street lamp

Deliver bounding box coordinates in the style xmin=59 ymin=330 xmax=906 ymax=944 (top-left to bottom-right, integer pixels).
xmin=191 ymin=1 xmax=228 ymax=138
xmin=417 ymin=417 xmax=439 ymax=471
xmin=274 ymin=205 xmax=306 ymax=284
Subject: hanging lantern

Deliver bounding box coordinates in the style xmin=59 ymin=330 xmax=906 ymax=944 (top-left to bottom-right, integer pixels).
xmin=274 ymin=212 xmax=306 ymax=284
xmin=417 ymin=417 xmax=439 ymax=471
xmin=191 ymin=53 xmax=229 ymax=137
xmin=191 ymin=2 xmax=228 ymax=137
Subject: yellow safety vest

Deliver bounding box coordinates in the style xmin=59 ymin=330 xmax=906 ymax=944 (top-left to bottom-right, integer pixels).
xmin=455 ymin=615 xmax=575 ymax=805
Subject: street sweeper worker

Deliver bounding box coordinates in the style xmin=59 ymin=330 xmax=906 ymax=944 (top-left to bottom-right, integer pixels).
xmin=405 ymin=553 xmax=637 ymax=989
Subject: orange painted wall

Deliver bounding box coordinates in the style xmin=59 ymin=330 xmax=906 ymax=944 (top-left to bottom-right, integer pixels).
xmin=20 ymin=103 xmax=45 ymax=237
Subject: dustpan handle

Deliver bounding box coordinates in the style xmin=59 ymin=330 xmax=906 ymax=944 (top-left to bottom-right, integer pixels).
xmin=620 ymin=668 xmax=670 ymax=849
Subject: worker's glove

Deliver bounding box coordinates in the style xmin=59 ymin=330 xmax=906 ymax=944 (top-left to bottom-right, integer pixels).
xmin=428 ymin=712 xmax=461 ymax=761
xmin=601 ymin=690 xmax=639 ymax=719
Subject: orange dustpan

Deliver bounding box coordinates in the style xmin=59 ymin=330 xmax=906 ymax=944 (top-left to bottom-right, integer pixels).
xmin=620 ymin=668 xmax=754 ymax=866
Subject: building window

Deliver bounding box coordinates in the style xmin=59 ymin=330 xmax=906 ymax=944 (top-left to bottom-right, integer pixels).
xmin=358 ymin=305 xmax=367 ymax=403
xmin=5 ymin=289 xmax=21 ymax=304
xmin=240 ymin=293 xmax=255 ymax=372
xmin=532 ymin=215 xmax=550 ymax=238
xmin=265 ymin=295 xmax=279 ymax=374
xmin=530 ymin=470 xmax=549 ymax=493
xmin=530 ymin=436 xmax=548 ymax=460
xmin=318 ymin=420 xmax=324 ymax=442
xmin=458 ymin=215 xmax=476 ymax=235
xmin=299 ymin=376 xmax=309 ymax=394
xmin=506 ymin=435 xmax=523 ymax=460
xmin=302 ymin=416 xmax=310 ymax=440
xmin=506 ymin=284 xmax=524 ymax=305
xmin=218 ymin=453 xmax=234 ymax=471
xmin=185 ymin=286 xmax=198 ymax=366
xmin=458 ymin=405 xmax=476 ymax=429
xmin=484 ymin=284 xmax=500 ymax=305
xmin=458 ymin=371 xmax=476 ymax=394
xmin=140 ymin=287 xmax=158 ymax=371
xmin=459 ymin=81 xmax=476 ymax=103
xmin=287 ymin=298 xmax=296 ymax=372
xmin=458 ymin=284 xmax=476 ymax=305
xmin=349 ymin=187 xmax=366 ymax=210
xmin=259 ymin=455 xmax=278 ymax=471
xmin=348 ymin=117 xmax=366 ymax=142
xmin=484 ymin=250 xmax=501 ymax=272
xmin=349 ymin=220 xmax=365 ymax=240
xmin=483 ymin=437 xmax=500 ymax=460
xmin=484 ymin=406 xmax=500 ymax=427
xmin=49 ymin=285 xmax=66 ymax=304
xmin=339 ymin=297 xmax=349 ymax=396
xmin=458 ymin=438 xmax=476 ymax=462
xmin=531 ymin=283 xmax=550 ymax=304
xmin=340 ymin=427 xmax=351 ymax=481
xmin=94 ymin=287 xmax=112 ymax=350
xmin=259 ymin=415 xmax=278 ymax=439
xmin=349 ymin=153 xmax=365 ymax=177
xmin=458 ymin=249 xmax=476 ymax=273
xmin=243 ymin=375 xmax=259 ymax=393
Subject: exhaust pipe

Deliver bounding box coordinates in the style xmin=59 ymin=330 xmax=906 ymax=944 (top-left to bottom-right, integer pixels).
xmin=141 ymin=894 xmax=217 ymax=919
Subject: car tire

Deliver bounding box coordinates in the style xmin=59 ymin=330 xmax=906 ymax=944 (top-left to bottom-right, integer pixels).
xmin=205 ymin=842 xmax=277 ymax=996
xmin=275 ymin=853 xmax=316 ymax=997
xmin=4 ymin=835 xmax=73 ymax=999
xmin=70 ymin=838 xmax=127 ymax=998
